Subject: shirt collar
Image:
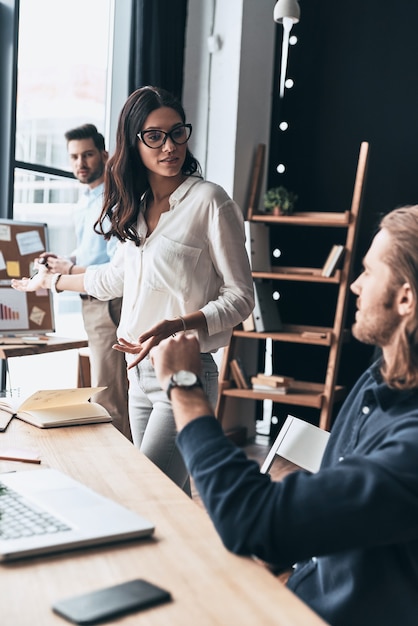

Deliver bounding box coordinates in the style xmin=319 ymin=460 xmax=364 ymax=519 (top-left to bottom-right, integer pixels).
xmin=139 ymin=175 xmax=203 ymax=215
xmin=83 ymin=182 xmax=104 ymax=199
xmin=169 ymin=175 xmax=202 ymax=208
xmin=369 ymin=359 xmax=418 ymax=410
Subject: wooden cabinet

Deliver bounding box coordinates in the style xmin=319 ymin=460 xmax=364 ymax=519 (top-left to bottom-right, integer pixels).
xmin=216 ymin=142 xmax=369 ymax=432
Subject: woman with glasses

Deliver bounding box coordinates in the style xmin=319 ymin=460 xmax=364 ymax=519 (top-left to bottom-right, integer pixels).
xmin=11 ymin=85 xmax=254 ymax=494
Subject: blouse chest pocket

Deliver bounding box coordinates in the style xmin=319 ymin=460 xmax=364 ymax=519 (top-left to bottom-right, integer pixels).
xmin=144 ymin=236 xmax=202 ymax=301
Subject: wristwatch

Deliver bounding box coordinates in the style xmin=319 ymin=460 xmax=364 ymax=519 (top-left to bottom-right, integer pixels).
xmin=166 ymin=370 xmax=203 ymax=399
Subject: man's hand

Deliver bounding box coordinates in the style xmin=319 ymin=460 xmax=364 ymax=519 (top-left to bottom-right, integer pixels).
xmin=150 ymin=335 xmax=213 ymax=432
xmin=39 ymin=252 xmax=73 ymax=275
xmin=150 ymin=334 xmax=202 ymax=390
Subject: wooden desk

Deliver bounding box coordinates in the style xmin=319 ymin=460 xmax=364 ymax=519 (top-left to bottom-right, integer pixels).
xmin=0 ymin=336 xmax=88 ymax=392
xmin=0 ymin=419 xmax=328 ymax=625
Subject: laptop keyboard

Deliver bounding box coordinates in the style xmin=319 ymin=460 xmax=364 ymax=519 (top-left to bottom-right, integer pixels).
xmin=0 ymin=481 xmax=71 ymax=540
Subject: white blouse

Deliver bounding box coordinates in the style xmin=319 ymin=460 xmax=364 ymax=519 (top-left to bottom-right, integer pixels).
xmin=84 ymin=176 xmax=254 ymax=353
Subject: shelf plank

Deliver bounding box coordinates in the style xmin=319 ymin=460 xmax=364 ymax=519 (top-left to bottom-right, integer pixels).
xmin=234 ymin=325 xmax=334 ymax=346
xmin=252 ymin=267 xmax=341 ymax=284
xmin=250 ymin=211 xmax=351 ymax=227
xmin=222 ymin=388 xmax=324 ymax=408
xmin=222 ymin=383 xmax=345 ymax=409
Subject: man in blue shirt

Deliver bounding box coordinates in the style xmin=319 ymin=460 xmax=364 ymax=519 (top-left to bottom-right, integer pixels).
xmin=41 ymin=124 xmax=130 ymax=440
xmin=151 ymin=205 xmax=418 ymax=626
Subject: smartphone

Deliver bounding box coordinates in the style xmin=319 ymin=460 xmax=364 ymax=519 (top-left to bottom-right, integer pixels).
xmin=51 ymin=578 xmax=172 ymax=625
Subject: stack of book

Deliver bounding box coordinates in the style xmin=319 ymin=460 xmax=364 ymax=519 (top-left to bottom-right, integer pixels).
xmin=250 ymin=373 xmax=293 ymax=395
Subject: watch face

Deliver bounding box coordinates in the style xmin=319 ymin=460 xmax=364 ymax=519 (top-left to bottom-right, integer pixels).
xmin=172 ymin=370 xmax=198 ymax=386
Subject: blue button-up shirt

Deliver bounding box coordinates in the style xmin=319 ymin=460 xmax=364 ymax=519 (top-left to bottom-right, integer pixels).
xmin=72 ymin=182 xmax=116 ymax=267
xmin=178 ymin=360 xmax=418 ymax=626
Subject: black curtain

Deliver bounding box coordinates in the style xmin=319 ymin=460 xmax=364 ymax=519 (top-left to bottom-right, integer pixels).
xmin=129 ymin=0 xmax=188 ymax=99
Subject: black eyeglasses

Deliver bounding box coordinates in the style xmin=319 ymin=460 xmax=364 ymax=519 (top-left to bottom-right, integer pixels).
xmin=137 ymin=124 xmax=192 ymax=149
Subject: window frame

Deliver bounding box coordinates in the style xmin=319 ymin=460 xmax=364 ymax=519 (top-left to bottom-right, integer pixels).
xmin=0 ymin=0 xmax=131 ymax=220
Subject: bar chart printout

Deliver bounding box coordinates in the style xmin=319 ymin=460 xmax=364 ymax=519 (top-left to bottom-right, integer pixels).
xmin=0 ymin=289 xmax=29 ymax=332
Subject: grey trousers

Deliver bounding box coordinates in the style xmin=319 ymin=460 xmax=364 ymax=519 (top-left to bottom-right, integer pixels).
xmin=81 ymin=297 xmax=131 ymax=441
xmin=127 ymin=353 xmax=219 ymax=494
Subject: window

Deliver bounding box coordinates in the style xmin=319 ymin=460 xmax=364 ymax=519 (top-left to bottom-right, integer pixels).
xmin=13 ymin=0 xmax=113 ymax=335
xmin=0 ymin=0 xmax=132 ymax=396
xmin=15 ymin=0 xmax=112 ymax=172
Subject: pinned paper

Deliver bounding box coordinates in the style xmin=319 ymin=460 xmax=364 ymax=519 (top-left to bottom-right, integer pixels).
xmin=29 ymin=305 xmax=46 ymax=326
xmin=6 ymin=261 xmax=20 ymax=277
xmin=0 ymin=251 xmax=6 ymax=272
xmin=16 ymin=230 xmax=44 ymax=256
xmin=35 ymin=288 xmax=49 ymax=296
xmin=0 ymin=224 xmax=11 ymax=242
xmin=29 ymin=260 xmax=37 ymax=276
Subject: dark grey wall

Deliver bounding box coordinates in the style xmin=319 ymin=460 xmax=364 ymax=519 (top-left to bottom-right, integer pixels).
xmin=267 ymin=0 xmax=418 ymax=395
xmin=270 ymin=0 xmax=418 ymax=227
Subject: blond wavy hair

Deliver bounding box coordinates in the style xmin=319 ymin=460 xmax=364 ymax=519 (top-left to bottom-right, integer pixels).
xmin=379 ymin=205 xmax=418 ymax=388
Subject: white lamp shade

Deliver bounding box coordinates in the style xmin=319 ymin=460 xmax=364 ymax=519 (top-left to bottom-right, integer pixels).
xmin=273 ymin=0 xmax=301 ymax=24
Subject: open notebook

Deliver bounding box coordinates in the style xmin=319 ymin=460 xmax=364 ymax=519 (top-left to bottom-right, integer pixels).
xmin=0 ymin=468 xmax=155 ymax=561
xmin=0 ymin=387 xmax=111 ymax=429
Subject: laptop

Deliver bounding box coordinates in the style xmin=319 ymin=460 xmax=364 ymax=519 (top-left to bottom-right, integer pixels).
xmin=0 ymin=468 xmax=155 ymax=562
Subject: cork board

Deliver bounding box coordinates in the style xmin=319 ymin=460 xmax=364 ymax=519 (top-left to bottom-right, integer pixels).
xmin=0 ymin=219 xmax=55 ymax=335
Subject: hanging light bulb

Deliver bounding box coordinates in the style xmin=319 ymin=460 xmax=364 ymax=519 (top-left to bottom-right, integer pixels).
xmin=273 ymin=0 xmax=301 ymax=23
xmin=273 ymin=0 xmax=300 ymax=98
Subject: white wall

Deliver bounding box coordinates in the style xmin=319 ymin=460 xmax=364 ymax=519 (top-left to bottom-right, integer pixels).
xmin=181 ymin=1 xmax=213 ymax=173
xmin=108 ymin=0 xmax=277 ymax=213
xmin=183 ymin=1 xmax=277 ymax=437
xmin=183 ymin=0 xmax=276 ymax=213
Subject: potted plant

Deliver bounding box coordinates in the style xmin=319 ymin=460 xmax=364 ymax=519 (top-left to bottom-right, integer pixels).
xmin=263 ymin=186 xmax=298 ymax=215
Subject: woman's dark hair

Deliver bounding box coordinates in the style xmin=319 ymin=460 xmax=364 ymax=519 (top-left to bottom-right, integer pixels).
xmin=95 ymin=86 xmax=201 ymax=244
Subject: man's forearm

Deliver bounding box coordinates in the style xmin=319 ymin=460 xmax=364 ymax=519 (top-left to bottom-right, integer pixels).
xmin=169 ymin=387 xmax=215 ymax=432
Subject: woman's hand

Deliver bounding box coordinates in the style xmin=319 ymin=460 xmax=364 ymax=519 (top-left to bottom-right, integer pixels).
xmin=11 ymin=262 xmax=51 ymax=292
xmin=150 ymin=334 xmax=202 ymax=391
xmin=113 ymin=337 xmax=150 ymax=369
xmin=114 ymin=319 xmax=181 ymax=368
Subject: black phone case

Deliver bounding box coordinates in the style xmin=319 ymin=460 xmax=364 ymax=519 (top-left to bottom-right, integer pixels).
xmin=51 ymin=578 xmax=172 ymax=625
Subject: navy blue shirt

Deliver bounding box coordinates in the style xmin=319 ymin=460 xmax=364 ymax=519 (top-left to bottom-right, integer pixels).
xmin=177 ymin=361 xmax=418 ymax=626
